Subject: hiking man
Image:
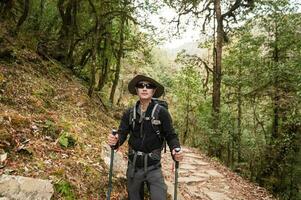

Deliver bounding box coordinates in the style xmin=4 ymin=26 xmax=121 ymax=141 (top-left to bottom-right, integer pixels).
xmin=107 ymin=74 xmax=183 ymax=200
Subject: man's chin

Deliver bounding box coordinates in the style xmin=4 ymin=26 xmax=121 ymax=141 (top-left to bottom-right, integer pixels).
xmin=140 ymin=96 xmax=151 ymax=100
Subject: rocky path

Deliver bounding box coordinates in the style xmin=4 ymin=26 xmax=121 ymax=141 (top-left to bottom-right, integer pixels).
xmin=103 ymin=145 xmax=275 ymax=200
xmin=161 ymin=147 xmax=275 ymax=200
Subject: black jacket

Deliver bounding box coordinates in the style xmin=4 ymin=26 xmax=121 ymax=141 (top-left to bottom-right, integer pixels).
xmin=117 ymin=100 xmax=180 ymax=154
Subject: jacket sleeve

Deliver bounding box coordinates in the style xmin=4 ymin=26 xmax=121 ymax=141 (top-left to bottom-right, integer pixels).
xmin=159 ymin=107 xmax=181 ymax=151
xmin=114 ymin=108 xmax=130 ymax=149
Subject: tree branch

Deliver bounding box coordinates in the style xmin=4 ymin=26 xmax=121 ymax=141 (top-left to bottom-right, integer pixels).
xmin=222 ymin=0 xmax=254 ymax=20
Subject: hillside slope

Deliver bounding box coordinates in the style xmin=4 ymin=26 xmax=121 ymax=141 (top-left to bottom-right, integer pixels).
xmin=0 ymin=33 xmax=127 ymax=199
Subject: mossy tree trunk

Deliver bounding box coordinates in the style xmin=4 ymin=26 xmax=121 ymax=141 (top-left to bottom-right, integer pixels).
xmin=109 ymin=0 xmax=127 ymax=104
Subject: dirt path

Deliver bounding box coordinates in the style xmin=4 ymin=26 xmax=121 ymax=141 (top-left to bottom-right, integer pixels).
xmin=161 ymin=147 xmax=275 ymax=200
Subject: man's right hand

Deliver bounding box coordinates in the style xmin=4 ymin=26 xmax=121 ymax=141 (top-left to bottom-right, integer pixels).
xmin=107 ymin=133 xmax=119 ymax=146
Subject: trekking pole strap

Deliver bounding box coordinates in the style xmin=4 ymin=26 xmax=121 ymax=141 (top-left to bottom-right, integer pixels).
xmin=130 ymin=153 xmax=138 ymax=178
xmin=144 ymin=154 xmax=148 ymax=177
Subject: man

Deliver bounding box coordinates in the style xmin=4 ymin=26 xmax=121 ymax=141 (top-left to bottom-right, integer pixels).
xmin=108 ymin=74 xmax=183 ymax=200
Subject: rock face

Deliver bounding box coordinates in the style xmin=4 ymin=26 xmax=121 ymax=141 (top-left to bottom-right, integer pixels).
xmin=102 ymin=145 xmax=127 ymax=178
xmin=0 ymin=175 xmax=54 ymax=200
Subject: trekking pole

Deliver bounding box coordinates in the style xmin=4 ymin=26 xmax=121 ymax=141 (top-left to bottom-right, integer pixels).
xmin=106 ymin=129 xmax=118 ymax=200
xmin=174 ymin=147 xmax=181 ymax=200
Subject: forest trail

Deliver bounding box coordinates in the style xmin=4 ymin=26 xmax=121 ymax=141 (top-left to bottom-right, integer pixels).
xmin=161 ymin=147 xmax=275 ymax=200
xmin=104 ymin=146 xmax=275 ymax=200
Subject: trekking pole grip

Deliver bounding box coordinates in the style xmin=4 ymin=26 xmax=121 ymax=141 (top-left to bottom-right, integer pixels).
xmin=174 ymin=147 xmax=181 ymax=200
xmin=174 ymin=147 xmax=181 ymax=168
xmin=111 ymin=129 xmax=118 ymax=148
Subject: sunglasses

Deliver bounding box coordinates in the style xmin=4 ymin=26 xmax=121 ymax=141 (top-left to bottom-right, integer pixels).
xmin=136 ymin=82 xmax=156 ymax=89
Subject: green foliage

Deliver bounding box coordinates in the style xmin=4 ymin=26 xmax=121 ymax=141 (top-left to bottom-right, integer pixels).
xmin=25 ymin=1 xmax=60 ymax=33
xmin=221 ymin=2 xmax=301 ymax=199
xmin=1 ymin=0 xmax=160 ymax=105
xmin=54 ymin=180 xmax=75 ymax=200
xmin=58 ymin=132 xmax=76 ymax=148
xmin=171 ymin=53 xmax=205 ymax=146
xmin=41 ymin=119 xmax=60 ymax=139
xmin=164 ymin=1 xmax=301 ymax=199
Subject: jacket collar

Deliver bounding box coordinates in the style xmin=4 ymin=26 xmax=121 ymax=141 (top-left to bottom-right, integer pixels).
xmin=135 ymin=99 xmax=155 ymax=116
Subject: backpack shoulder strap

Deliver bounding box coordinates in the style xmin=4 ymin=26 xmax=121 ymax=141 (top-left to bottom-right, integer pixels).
xmin=151 ymin=103 xmax=162 ymax=128
xmin=151 ymin=103 xmax=160 ymax=120
xmin=129 ymin=105 xmax=137 ymax=130
xmin=151 ymin=104 xmax=167 ymax=152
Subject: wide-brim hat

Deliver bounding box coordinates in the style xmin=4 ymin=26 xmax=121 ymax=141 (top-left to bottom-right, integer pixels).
xmin=128 ymin=75 xmax=164 ymax=98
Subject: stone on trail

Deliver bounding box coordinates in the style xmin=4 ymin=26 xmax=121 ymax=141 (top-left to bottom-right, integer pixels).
xmin=205 ymin=169 xmax=224 ymax=177
xmin=102 ymin=145 xmax=127 ymax=178
xmin=0 ymin=175 xmax=54 ymax=200
xmin=178 ymin=176 xmax=207 ymax=184
xmin=203 ymin=190 xmax=231 ymax=200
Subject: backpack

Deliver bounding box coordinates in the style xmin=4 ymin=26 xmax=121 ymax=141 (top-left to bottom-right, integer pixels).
xmin=129 ymin=98 xmax=168 ymax=152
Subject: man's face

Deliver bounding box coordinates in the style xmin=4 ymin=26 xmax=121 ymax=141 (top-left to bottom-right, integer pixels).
xmin=135 ymin=81 xmax=156 ymax=100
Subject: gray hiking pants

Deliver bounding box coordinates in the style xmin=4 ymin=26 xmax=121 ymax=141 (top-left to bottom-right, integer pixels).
xmin=126 ymin=162 xmax=167 ymax=200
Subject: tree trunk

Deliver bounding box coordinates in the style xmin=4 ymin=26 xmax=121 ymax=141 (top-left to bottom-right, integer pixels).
xmin=117 ymin=80 xmax=124 ymax=106
xmin=227 ymin=137 xmax=231 ymax=166
xmin=271 ymin=20 xmax=280 ymax=142
xmin=97 ymin=23 xmax=112 ymax=91
xmin=57 ymin=0 xmax=78 ymax=68
xmin=58 ymin=0 xmax=71 ymax=40
xmin=231 ymin=137 xmax=235 ymax=168
xmin=88 ymin=38 xmax=97 ymax=97
xmin=209 ymin=0 xmax=223 ymax=158
xmin=88 ymin=0 xmax=98 ymax=97
xmin=16 ymin=0 xmax=30 ymax=31
xmin=109 ymin=6 xmax=126 ymax=104
xmin=66 ymin=0 xmax=79 ymax=68
xmin=271 ymin=69 xmax=280 ymax=141
xmin=237 ymin=64 xmax=242 ymax=162
xmin=183 ymin=91 xmax=190 ymax=145
xmin=96 ymin=0 xmax=112 ymax=91
xmin=40 ymin=0 xmax=45 ymax=19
